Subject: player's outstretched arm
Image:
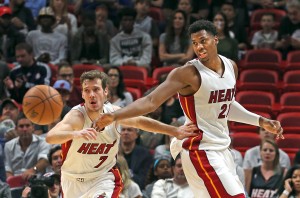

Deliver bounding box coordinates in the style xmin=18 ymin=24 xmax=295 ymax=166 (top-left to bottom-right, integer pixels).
xmin=46 ymin=110 xmax=98 ymax=144
xmin=93 ymin=65 xmax=197 ymax=130
xmin=118 ymin=116 xmax=198 ymax=140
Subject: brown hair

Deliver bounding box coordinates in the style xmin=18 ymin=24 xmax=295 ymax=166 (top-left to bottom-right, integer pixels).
xmin=80 ymin=70 xmax=109 ymax=90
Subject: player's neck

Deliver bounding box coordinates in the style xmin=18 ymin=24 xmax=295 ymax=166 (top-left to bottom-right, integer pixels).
xmin=203 ymin=56 xmax=223 ymax=74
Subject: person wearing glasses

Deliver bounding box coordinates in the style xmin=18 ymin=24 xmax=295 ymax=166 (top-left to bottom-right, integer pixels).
xmin=56 ymin=63 xmax=83 ymax=107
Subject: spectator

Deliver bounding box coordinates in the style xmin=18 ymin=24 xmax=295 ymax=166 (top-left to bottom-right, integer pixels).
xmin=53 ymin=79 xmax=72 ymax=118
xmin=70 ymin=11 xmax=109 ymax=65
xmin=47 ymin=145 xmax=62 ymax=175
xmin=0 ymin=180 xmax=11 ymax=198
xmin=220 ymin=2 xmax=248 ymax=52
xmin=8 ymin=0 xmax=36 ymax=34
xmin=4 ymin=113 xmax=51 ymax=181
xmin=0 ymin=99 xmax=20 ymax=141
xmin=105 ymin=66 xmax=133 ymax=108
xmin=0 ymin=6 xmax=25 ymax=63
xmin=177 ymin=0 xmax=198 ymax=25
xmin=158 ymin=9 xmax=194 ymax=66
xmin=251 ymin=13 xmax=278 ymax=49
xmin=117 ymin=155 xmax=143 ymax=198
xmin=21 ymin=171 xmax=61 ymax=198
xmin=0 ymin=62 xmax=10 ymax=100
xmin=243 ymin=127 xmax=291 ymax=171
xmin=56 ymin=63 xmax=83 ymax=107
xmin=26 ymin=7 xmax=67 ymax=65
xmin=154 ymin=135 xmax=172 ymax=161
xmin=110 ymin=7 xmax=152 ymax=68
xmin=3 ymin=0 xmax=46 ymax=19
xmin=120 ymin=126 xmax=153 ymax=190
xmin=151 ymin=155 xmax=194 ymax=198
xmin=3 ymin=43 xmax=51 ymax=103
xmin=275 ymin=0 xmax=300 ymax=58
xmin=213 ymin=12 xmax=239 ymax=61
xmin=48 ymin=0 xmax=78 ymax=37
xmin=143 ymin=157 xmax=172 ymax=198
xmin=277 ymin=164 xmax=300 ymax=198
xmin=134 ymin=0 xmax=160 ymax=50
xmin=245 ymin=139 xmax=285 ymax=197
xmin=0 ymin=146 xmax=6 ymax=182
xmin=95 ymin=4 xmax=118 ymax=39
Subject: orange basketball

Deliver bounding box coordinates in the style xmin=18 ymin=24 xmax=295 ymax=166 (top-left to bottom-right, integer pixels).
xmin=22 ymin=85 xmax=63 ymax=125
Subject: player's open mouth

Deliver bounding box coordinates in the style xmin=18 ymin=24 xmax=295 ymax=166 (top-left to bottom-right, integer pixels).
xmin=90 ymin=101 xmax=96 ymax=105
xmin=198 ymin=52 xmax=207 ymax=59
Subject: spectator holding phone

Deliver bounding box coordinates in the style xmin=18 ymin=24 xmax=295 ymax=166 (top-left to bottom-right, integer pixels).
xmin=277 ymin=165 xmax=300 ymax=198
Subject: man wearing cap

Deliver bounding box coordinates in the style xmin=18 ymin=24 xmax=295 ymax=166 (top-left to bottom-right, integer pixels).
xmin=0 ymin=98 xmax=21 ymax=141
xmin=53 ymin=79 xmax=72 ymax=119
xmin=3 ymin=42 xmax=51 ymax=103
xmin=26 ymin=7 xmax=67 ymax=65
xmin=0 ymin=6 xmax=25 ymax=63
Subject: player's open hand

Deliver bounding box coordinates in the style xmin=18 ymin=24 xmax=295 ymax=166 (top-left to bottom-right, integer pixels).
xmin=175 ymin=122 xmax=198 ymax=140
xmin=73 ymin=128 xmax=98 ymax=141
xmin=260 ymin=117 xmax=284 ymax=139
xmin=93 ymin=113 xmax=115 ymax=132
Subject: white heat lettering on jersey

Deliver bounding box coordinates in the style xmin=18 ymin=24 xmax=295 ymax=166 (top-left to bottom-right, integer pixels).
xmin=208 ymin=88 xmax=236 ymax=104
xmin=77 ymin=140 xmax=117 ymax=155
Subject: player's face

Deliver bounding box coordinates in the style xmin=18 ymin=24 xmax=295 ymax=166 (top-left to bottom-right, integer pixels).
xmin=51 ymin=149 xmax=62 ymax=174
xmin=82 ymin=78 xmax=108 ymax=112
xmin=191 ymin=30 xmax=218 ymax=63
xmin=260 ymin=142 xmax=276 ymax=163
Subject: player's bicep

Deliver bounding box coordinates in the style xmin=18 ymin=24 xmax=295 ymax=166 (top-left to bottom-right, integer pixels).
xmin=50 ymin=110 xmax=83 ymax=132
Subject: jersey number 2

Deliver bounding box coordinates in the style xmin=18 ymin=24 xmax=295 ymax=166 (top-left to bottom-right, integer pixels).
xmin=218 ymin=104 xmax=231 ymax=119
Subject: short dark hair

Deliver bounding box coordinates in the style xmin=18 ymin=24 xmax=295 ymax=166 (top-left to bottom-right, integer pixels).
xmin=48 ymin=145 xmax=62 ymax=165
xmin=80 ymin=70 xmax=109 ymax=90
xmin=16 ymin=112 xmax=32 ymax=125
xmin=15 ymin=43 xmax=33 ymax=54
xmin=171 ymin=155 xmax=181 ymax=167
xmin=118 ymin=7 xmax=137 ymax=20
xmin=261 ymin=13 xmax=275 ymax=20
xmin=188 ymin=20 xmax=218 ymax=37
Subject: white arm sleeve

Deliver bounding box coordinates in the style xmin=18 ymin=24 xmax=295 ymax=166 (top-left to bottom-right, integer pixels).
xmin=227 ymin=101 xmax=260 ymax=126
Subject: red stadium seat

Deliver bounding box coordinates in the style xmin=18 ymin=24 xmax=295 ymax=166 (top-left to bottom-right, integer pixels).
xmin=126 ymin=87 xmax=142 ymax=100
xmin=48 ymin=63 xmax=58 ymax=85
xmin=282 ymin=70 xmax=300 ymax=92
xmin=149 ymin=7 xmax=164 ymax=22
xmin=230 ymin=133 xmax=261 ymax=156
xmin=73 ymin=64 xmax=104 ymax=79
xmin=238 ymin=69 xmax=279 ymax=95
xmin=119 ymin=66 xmax=148 ymax=81
xmin=241 ymin=49 xmax=282 ymax=71
xmin=235 ymin=91 xmax=275 ymax=115
xmin=276 ymin=112 xmax=300 ymax=134
xmin=277 ymin=134 xmax=300 ymax=154
xmin=280 ymin=92 xmax=300 ymax=113
xmin=124 ymin=79 xmax=148 ymax=95
xmin=152 ymin=66 xmax=176 ymax=84
xmin=285 ymin=51 xmax=300 ymax=71
xmin=7 ymin=175 xmax=26 ymax=188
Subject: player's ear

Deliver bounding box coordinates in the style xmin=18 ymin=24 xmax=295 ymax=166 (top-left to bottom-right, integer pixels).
xmin=104 ymin=87 xmax=109 ymax=96
xmin=214 ymin=36 xmax=219 ymax=45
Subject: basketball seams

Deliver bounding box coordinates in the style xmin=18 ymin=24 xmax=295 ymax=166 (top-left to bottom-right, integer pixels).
xmin=23 ymin=85 xmax=63 ymax=125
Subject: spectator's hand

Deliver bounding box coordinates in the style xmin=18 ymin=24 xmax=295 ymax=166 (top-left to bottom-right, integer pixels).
xmin=259 ymin=117 xmax=284 ymax=139
xmin=284 ymin=178 xmax=293 ymax=193
xmin=291 ymin=37 xmax=300 ymax=49
xmin=21 ymin=186 xmax=31 ymax=198
xmin=37 ymin=53 xmax=51 ymax=63
xmin=3 ymin=76 xmax=14 ymax=89
xmin=4 ymin=129 xmax=18 ymax=141
xmin=123 ymin=60 xmax=137 ymax=66
xmin=11 ymin=17 xmax=25 ymax=28
xmin=15 ymin=77 xmax=24 ymax=88
xmin=22 ymin=168 xmax=36 ymax=181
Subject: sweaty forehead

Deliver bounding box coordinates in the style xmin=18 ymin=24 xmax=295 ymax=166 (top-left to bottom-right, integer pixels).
xmin=191 ymin=30 xmax=212 ymax=40
xmin=82 ymin=79 xmax=102 ymax=88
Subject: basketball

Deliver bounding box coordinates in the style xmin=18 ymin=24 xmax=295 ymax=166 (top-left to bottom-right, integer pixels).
xmin=22 ymin=85 xmax=63 ymax=125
